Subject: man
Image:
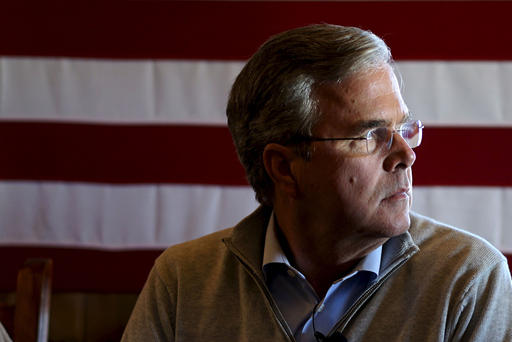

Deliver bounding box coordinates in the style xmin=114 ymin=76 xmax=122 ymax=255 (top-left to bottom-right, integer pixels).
xmin=122 ymin=24 xmax=512 ymax=341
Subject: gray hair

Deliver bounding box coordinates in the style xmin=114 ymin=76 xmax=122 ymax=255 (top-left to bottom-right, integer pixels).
xmin=226 ymin=24 xmax=391 ymax=206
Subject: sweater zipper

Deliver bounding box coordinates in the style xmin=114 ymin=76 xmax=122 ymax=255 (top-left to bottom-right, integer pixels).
xmin=327 ymin=254 xmax=413 ymax=336
xmin=224 ymin=239 xmax=296 ymax=342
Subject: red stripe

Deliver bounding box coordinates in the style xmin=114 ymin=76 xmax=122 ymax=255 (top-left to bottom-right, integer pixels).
xmin=0 ymin=246 xmax=161 ymax=292
xmin=413 ymin=126 xmax=512 ymax=187
xmin=0 ymin=246 xmax=510 ymax=293
xmin=1 ymin=122 xmax=511 ymax=187
xmin=0 ymin=121 xmax=247 ymax=186
xmin=1 ymin=1 xmax=512 ymax=60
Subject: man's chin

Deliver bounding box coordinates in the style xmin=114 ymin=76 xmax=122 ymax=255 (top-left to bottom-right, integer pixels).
xmin=377 ymin=208 xmax=411 ymax=237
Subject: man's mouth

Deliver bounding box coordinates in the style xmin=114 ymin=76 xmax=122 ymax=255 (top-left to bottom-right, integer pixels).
xmin=383 ymin=187 xmax=411 ymax=201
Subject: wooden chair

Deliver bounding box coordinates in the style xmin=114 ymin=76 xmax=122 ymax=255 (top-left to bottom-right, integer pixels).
xmin=0 ymin=258 xmax=53 ymax=342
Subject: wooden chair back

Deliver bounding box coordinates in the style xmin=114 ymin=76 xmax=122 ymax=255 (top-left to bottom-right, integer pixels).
xmin=0 ymin=258 xmax=53 ymax=342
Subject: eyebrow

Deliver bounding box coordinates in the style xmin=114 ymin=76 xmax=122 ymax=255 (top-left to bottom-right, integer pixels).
xmin=351 ymin=119 xmax=388 ymax=135
xmin=351 ymin=113 xmax=411 ymax=135
xmin=401 ymin=112 xmax=412 ymax=123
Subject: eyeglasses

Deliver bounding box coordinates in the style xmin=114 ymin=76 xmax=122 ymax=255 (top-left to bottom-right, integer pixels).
xmin=302 ymin=119 xmax=424 ymax=155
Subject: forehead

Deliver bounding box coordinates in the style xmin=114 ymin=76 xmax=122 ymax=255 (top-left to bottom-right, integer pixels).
xmin=313 ymin=64 xmax=408 ymax=134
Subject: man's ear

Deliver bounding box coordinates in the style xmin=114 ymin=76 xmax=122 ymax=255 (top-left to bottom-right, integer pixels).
xmin=263 ymin=143 xmax=300 ymax=198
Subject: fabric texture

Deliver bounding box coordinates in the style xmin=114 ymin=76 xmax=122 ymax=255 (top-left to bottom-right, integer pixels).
xmin=122 ymin=206 xmax=512 ymax=341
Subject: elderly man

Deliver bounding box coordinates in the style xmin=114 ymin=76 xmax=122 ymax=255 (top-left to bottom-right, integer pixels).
xmin=122 ymin=24 xmax=512 ymax=341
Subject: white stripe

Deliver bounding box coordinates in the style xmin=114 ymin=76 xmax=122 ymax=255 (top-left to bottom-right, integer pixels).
xmin=396 ymin=62 xmax=512 ymax=126
xmin=0 ymin=181 xmax=258 ymax=249
xmin=0 ymin=181 xmax=509 ymax=253
xmin=413 ymin=186 xmax=512 ymax=253
xmin=0 ymin=57 xmax=244 ymax=125
xmin=2 ymin=57 xmax=512 ymax=125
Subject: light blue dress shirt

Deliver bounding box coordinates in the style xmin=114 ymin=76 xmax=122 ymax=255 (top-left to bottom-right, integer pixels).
xmin=262 ymin=214 xmax=381 ymax=341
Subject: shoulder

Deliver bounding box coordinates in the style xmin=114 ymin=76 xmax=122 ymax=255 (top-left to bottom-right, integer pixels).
xmin=153 ymin=227 xmax=234 ymax=278
xmin=408 ymin=211 xmax=506 ymax=274
xmin=407 ymin=213 xmax=512 ymax=339
xmin=163 ymin=227 xmax=233 ymax=259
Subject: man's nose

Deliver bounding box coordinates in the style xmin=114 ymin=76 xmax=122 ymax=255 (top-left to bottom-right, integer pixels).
xmin=383 ymin=132 xmax=416 ymax=172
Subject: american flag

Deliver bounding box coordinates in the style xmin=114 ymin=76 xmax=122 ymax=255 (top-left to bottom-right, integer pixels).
xmin=1 ymin=1 xmax=511 ymax=292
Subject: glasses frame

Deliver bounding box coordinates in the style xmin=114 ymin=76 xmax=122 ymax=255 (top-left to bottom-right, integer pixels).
xmin=301 ymin=119 xmax=424 ymax=154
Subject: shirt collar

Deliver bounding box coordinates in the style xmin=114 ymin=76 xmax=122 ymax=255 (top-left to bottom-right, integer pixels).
xmin=262 ymin=212 xmax=291 ymax=267
xmin=354 ymin=244 xmax=381 ymax=276
xmin=262 ymin=211 xmax=382 ymax=278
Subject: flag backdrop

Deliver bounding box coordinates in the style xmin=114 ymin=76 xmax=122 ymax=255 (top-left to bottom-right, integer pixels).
xmin=1 ymin=1 xmax=511 ymax=292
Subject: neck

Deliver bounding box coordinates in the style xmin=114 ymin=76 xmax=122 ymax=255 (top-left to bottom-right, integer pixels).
xmin=273 ymin=203 xmax=386 ymax=298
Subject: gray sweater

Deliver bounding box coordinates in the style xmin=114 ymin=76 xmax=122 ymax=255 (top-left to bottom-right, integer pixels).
xmin=122 ymin=207 xmax=512 ymax=341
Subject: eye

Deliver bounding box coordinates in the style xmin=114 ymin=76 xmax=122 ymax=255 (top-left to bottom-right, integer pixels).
xmin=370 ymin=127 xmax=390 ymax=143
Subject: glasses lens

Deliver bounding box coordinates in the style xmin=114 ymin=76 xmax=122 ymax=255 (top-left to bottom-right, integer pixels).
xmin=367 ymin=127 xmax=392 ymax=153
xmin=400 ymin=120 xmax=423 ymax=148
xmin=366 ymin=120 xmax=423 ymax=153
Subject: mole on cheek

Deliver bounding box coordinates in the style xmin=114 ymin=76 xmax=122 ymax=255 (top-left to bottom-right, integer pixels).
xmin=349 ymin=177 xmax=356 ymax=184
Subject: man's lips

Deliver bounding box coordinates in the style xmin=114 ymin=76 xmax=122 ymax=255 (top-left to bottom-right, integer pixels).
xmin=383 ymin=187 xmax=411 ymax=201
